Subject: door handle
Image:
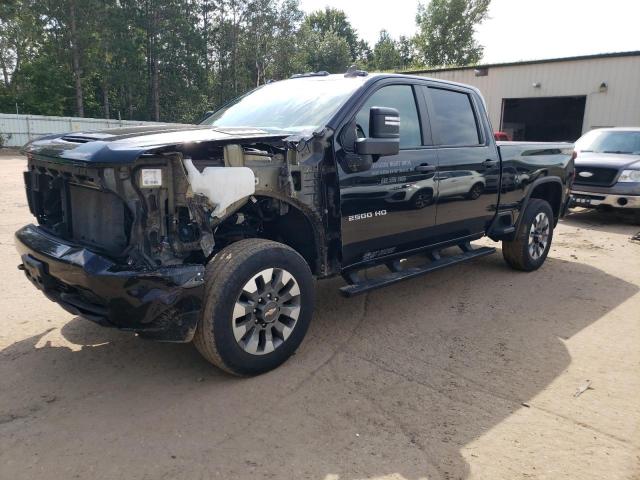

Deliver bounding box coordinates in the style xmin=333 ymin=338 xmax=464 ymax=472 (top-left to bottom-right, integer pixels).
xmin=482 ymin=159 xmax=497 ymax=168
xmin=415 ymin=164 xmax=436 ymax=172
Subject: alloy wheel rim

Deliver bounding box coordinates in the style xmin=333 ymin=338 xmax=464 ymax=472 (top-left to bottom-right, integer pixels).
xmin=528 ymin=212 xmax=550 ymax=260
xmin=232 ymin=268 xmax=301 ymax=355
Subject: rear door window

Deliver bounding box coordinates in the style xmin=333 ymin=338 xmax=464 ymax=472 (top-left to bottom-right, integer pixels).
xmin=428 ymin=87 xmax=481 ymax=146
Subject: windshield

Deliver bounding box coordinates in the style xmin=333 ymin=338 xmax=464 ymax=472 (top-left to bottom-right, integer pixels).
xmin=201 ymin=76 xmax=365 ymax=133
xmin=575 ymin=130 xmax=640 ymax=155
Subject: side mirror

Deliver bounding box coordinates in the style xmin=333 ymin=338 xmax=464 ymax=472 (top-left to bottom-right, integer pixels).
xmin=199 ymin=110 xmax=214 ymax=123
xmin=356 ymin=107 xmax=400 ymax=157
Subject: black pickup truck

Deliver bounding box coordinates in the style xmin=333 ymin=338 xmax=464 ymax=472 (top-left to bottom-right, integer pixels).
xmin=16 ymin=70 xmax=574 ymax=375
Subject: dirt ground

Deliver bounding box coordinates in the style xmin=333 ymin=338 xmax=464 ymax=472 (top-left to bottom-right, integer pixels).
xmin=0 ymin=149 xmax=638 ymax=480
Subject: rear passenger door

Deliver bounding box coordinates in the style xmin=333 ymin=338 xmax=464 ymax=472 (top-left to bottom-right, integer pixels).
xmin=423 ymin=85 xmax=500 ymax=240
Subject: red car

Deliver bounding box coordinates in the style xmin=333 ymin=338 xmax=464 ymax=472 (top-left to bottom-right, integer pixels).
xmin=494 ymin=131 xmax=512 ymax=141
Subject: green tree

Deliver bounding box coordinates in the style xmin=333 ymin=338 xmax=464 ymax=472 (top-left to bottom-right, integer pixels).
xmin=0 ymin=0 xmax=51 ymax=112
xmin=103 ymin=0 xmax=148 ymax=120
xmin=355 ymin=39 xmax=372 ymax=67
xmin=32 ymin=0 xmax=98 ymax=117
xmin=0 ymin=0 xmax=377 ymax=119
xmin=397 ymin=35 xmax=416 ymax=70
xmin=414 ymin=0 xmax=490 ymax=67
xmin=303 ymin=7 xmax=363 ymax=64
xmin=371 ymin=30 xmax=401 ymax=71
xmin=241 ymin=0 xmax=303 ymax=86
xmin=210 ymin=0 xmax=250 ymax=105
xmin=295 ymin=25 xmax=351 ymax=73
xmin=5 ymin=51 xmax=74 ymax=115
xmin=153 ymin=0 xmax=207 ymax=122
xmin=268 ymin=0 xmax=305 ymax=81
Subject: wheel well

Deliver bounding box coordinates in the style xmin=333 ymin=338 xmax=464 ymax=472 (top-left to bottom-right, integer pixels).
xmin=268 ymin=205 xmax=321 ymax=275
xmin=214 ymin=197 xmax=323 ymax=276
xmin=529 ymin=181 xmax=562 ymax=220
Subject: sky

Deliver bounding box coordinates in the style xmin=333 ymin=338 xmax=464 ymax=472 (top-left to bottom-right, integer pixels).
xmin=298 ymin=0 xmax=640 ymax=64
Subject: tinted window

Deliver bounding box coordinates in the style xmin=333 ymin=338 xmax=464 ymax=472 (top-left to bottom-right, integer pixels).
xmin=428 ymin=88 xmax=480 ymax=146
xmin=356 ymin=85 xmax=421 ymax=148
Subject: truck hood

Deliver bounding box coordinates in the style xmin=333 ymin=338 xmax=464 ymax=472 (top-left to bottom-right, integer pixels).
xmin=575 ymin=152 xmax=640 ymax=170
xmin=22 ymin=124 xmax=292 ymax=164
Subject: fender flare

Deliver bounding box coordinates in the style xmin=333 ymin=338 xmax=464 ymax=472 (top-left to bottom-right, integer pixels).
xmin=517 ymin=176 xmax=565 ymax=229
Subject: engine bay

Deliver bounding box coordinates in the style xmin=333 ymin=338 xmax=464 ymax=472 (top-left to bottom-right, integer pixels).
xmin=24 ymin=133 xmax=334 ymax=275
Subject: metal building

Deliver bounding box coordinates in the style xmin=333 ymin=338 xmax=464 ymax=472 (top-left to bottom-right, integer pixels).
xmin=406 ymin=51 xmax=640 ymax=142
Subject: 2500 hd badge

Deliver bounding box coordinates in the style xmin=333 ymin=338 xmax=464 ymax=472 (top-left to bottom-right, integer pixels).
xmin=348 ymin=210 xmax=387 ymax=222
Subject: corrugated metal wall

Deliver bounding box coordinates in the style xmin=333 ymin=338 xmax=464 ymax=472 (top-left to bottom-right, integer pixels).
xmin=415 ymin=54 xmax=640 ymax=134
xmin=0 ymin=114 xmax=167 ymax=147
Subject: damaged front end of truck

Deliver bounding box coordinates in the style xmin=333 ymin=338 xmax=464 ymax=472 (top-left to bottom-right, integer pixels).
xmin=16 ymin=126 xmax=338 ymax=342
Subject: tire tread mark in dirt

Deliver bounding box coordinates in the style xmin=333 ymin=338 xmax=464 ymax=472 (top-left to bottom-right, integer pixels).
xmin=343 ymin=379 xmax=447 ymax=479
xmin=211 ymin=292 xmax=371 ymax=450
xmin=288 ymin=291 xmax=371 ymax=396
xmin=348 ymin=349 xmax=633 ymax=447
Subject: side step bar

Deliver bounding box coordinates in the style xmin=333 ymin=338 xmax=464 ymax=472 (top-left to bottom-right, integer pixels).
xmin=340 ymin=245 xmax=496 ymax=297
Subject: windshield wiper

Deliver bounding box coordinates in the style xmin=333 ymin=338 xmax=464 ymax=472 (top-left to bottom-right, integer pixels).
xmin=602 ymin=150 xmax=632 ymax=154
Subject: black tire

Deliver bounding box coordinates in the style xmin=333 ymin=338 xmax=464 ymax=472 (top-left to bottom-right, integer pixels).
xmin=193 ymin=238 xmax=315 ymax=376
xmin=411 ymin=188 xmax=434 ymax=209
xmin=502 ymin=198 xmax=554 ymax=271
xmin=466 ymin=182 xmax=484 ymax=200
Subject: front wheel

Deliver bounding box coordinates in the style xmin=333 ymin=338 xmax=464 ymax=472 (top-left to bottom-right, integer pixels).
xmin=411 ymin=188 xmax=434 ymax=209
xmin=502 ymin=198 xmax=554 ymax=271
xmin=466 ymin=182 xmax=484 ymax=200
xmin=193 ymin=239 xmax=315 ymax=376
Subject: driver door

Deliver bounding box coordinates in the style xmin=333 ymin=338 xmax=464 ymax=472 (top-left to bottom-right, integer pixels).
xmin=336 ymin=82 xmax=439 ymax=268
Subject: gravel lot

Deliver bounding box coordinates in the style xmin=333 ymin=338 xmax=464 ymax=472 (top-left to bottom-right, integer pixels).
xmin=1 ymin=150 xmax=638 ymax=480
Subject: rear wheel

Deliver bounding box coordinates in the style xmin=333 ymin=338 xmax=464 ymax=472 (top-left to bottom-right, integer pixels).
xmin=193 ymin=239 xmax=315 ymax=375
xmin=502 ymin=199 xmax=554 ymax=271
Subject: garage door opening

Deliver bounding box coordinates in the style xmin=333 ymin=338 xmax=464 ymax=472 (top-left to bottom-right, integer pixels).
xmin=501 ymin=96 xmax=586 ymax=142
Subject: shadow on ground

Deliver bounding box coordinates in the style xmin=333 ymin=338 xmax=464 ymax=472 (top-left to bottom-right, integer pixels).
xmin=1 ymin=245 xmax=637 ymax=479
